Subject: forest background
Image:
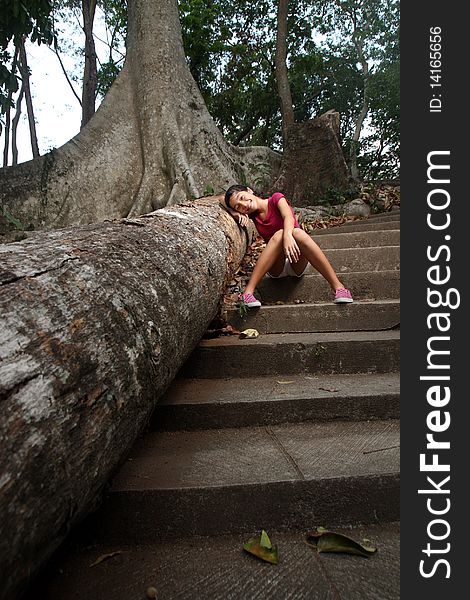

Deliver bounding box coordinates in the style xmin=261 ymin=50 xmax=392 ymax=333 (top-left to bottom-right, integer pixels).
xmin=0 ymin=0 xmax=399 ymax=183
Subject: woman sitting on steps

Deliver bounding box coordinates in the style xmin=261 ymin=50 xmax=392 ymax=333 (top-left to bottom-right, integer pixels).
xmin=224 ymin=184 xmax=353 ymax=307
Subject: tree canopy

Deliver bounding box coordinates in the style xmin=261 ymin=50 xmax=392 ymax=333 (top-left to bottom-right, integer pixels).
xmin=179 ymin=0 xmax=400 ymax=178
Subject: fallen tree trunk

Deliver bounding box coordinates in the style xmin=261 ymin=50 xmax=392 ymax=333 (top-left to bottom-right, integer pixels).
xmin=0 ymin=197 xmax=250 ymax=600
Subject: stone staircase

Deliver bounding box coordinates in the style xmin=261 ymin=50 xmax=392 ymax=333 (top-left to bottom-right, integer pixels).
xmin=25 ymin=210 xmax=400 ymax=600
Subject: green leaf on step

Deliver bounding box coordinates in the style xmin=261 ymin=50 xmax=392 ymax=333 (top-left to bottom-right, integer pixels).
xmin=306 ymin=528 xmax=377 ymax=557
xmin=260 ymin=529 xmax=272 ymax=549
xmin=243 ymin=531 xmax=278 ymax=564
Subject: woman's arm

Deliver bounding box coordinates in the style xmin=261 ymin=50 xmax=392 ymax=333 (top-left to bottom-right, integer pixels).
xmin=277 ymin=197 xmax=301 ymax=263
xmin=225 ymin=206 xmax=249 ymax=227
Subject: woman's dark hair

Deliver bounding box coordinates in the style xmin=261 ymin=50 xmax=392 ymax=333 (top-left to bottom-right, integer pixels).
xmin=224 ymin=184 xmax=248 ymax=208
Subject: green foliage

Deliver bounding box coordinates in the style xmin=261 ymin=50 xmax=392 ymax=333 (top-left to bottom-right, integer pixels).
xmin=179 ymin=0 xmax=281 ymax=147
xmin=360 ymin=30 xmax=400 ymax=179
xmin=95 ymin=0 xmax=127 ymax=96
xmin=179 ymin=0 xmax=399 ymax=177
xmin=248 ymin=161 xmax=273 ymax=191
xmin=0 ymin=50 xmax=18 ymax=115
xmin=316 ymin=187 xmax=347 ymax=207
xmin=237 ymin=298 xmax=248 ymax=318
xmin=100 ymin=0 xmax=127 ymax=34
xmin=96 ymin=59 xmax=121 ymax=97
xmin=0 ymin=0 xmax=55 ymax=48
xmin=306 ymin=0 xmax=400 ymax=178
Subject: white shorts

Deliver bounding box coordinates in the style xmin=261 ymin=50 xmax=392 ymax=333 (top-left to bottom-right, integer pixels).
xmin=266 ymin=258 xmax=310 ymax=279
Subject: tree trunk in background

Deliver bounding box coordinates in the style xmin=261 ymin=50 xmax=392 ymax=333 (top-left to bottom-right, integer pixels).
xmin=350 ymin=29 xmax=369 ymax=180
xmin=270 ymin=110 xmax=352 ymax=207
xmin=0 ymin=197 xmax=251 ymax=600
xmin=275 ymin=0 xmax=294 ymax=148
xmin=2 ymin=47 xmax=20 ymax=167
xmin=18 ymin=38 xmax=40 ymax=159
xmin=81 ymin=0 xmax=98 ymax=128
xmin=0 ymin=0 xmax=279 ymax=232
xmin=2 ymin=107 xmax=11 ymax=167
xmin=11 ymin=84 xmax=25 ymax=166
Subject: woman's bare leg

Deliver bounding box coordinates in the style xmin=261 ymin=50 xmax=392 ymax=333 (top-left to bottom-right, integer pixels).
xmin=244 ymin=230 xmax=285 ymax=294
xmin=292 ymin=228 xmax=344 ymax=290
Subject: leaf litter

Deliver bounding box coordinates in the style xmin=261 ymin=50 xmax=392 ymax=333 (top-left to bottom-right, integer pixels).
xmin=306 ymin=527 xmax=377 ymax=557
xmin=242 ymin=526 xmax=377 ymax=565
xmin=243 ymin=530 xmax=279 ymax=564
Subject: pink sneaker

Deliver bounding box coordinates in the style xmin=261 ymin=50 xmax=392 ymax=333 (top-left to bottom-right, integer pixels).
xmin=334 ymin=288 xmax=353 ymax=304
xmin=238 ymin=292 xmax=261 ymax=308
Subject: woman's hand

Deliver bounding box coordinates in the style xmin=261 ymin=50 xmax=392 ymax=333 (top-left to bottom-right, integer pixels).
xmin=283 ymin=232 xmax=301 ymax=263
xmin=237 ymin=213 xmax=249 ymax=227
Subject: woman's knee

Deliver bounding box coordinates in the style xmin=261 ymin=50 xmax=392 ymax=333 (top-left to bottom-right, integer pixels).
xmin=270 ymin=229 xmax=284 ymax=244
xmin=292 ymin=227 xmax=308 ymax=241
xmin=292 ymin=228 xmax=310 ymax=247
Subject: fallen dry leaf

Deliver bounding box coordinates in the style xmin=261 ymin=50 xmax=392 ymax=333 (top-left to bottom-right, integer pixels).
xmin=243 ymin=530 xmax=279 ymax=564
xmin=239 ymin=328 xmax=259 ymax=339
xmin=306 ymin=527 xmax=377 ymax=557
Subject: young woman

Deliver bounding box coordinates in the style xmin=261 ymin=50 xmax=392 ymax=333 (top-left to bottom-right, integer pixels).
xmin=224 ymin=184 xmax=353 ymax=307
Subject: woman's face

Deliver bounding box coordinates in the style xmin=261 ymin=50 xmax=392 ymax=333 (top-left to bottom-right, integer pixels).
xmin=229 ymin=188 xmax=259 ymax=214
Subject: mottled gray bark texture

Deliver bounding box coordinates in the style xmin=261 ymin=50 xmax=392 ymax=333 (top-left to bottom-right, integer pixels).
xmin=0 ymin=0 xmax=280 ymax=231
xmin=270 ymin=110 xmax=353 ymax=207
xmin=275 ymin=0 xmax=295 ymax=147
xmin=0 ymin=197 xmax=250 ymax=600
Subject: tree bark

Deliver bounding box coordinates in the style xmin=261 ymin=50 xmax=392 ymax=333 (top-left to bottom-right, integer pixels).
xmin=11 ymin=84 xmax=25 ymax=167
xmin=275 ymin=0 xmax=295 ymax=148
xmin=2 ymin=47 xmax=19 ymax=168
xmin=18 ymin=38 xmax=40 ymax=159
xmin=0 ymin=197 xmax=251 ymax=600
xmin=81 ymin=0 xmax=98 ymax=128
xmin=270 ymin=110 xmax=352 ymax=206
xmin=0 ymin=0 xmax=280 ymax=231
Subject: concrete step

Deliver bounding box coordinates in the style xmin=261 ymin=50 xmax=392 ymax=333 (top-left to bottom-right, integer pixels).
xmin=227 ymin=299 xmax=400 ymax=334
xmin=26 ymin=522 xmax=400 ymax=600
xmin=256 ymin=269 xmax=400 ymax=302
xmin=153 ymin=372 xmax=400 ymax=430
xmin=178 ymin=330 xmax=400 ymax=378
xmin=364 ymin=209 xmax=400 ymax=221
xmin=315 ymin=229 xmax=399 ymax=249
xmin=82 ymin=419 xmax=399 ymax=544
xmin=315 ymin=219 xmax=400 ymax=234
xmin=326 ymin=246 xmax=399 ymax=273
